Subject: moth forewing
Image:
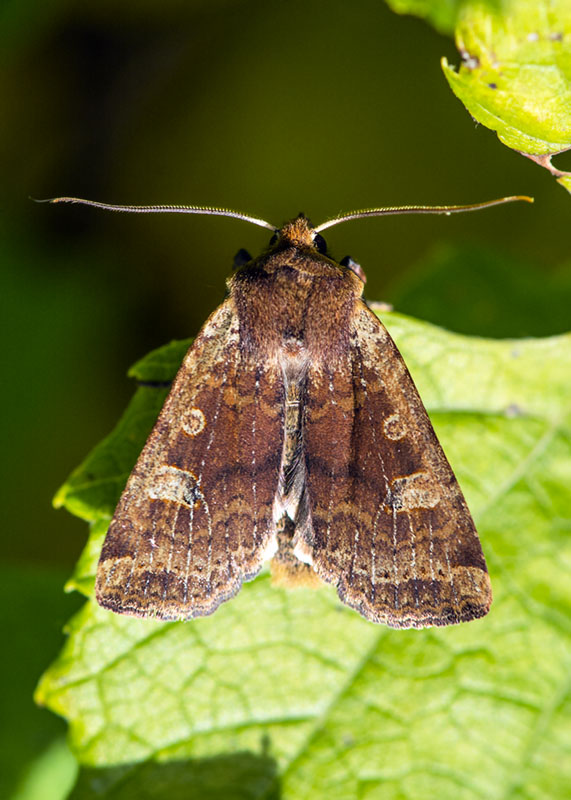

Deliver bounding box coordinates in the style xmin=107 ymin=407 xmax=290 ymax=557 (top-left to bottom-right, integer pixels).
xmin=303 ymin=303 xmax=491 ymax=628
xmin=95 ymin=299 xmax=285 ymax=620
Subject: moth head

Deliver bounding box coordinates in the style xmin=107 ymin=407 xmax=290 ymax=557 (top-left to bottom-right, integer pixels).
xmin=270 ymin=214 xmax=328 ymax=255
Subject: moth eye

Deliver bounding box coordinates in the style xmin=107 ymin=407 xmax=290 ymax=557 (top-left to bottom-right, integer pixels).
xmin=268 ymin=233 xmax=279 ymax=247
xmin=340 ymin=255 xmax=367 ymax=284
xmin=232 ymin=249 xmax=252 ymax=269
xmin=313 ymin=233 xmax=327 ymax=254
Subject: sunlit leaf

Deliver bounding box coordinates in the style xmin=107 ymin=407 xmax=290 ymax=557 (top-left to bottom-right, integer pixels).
xmin=38 ymin=313 xmax=571 ymax=798
xmin=385 ymin=0 xmax=463 ymax=35
xmin=442 ymin=0 xmax=571 ymax=191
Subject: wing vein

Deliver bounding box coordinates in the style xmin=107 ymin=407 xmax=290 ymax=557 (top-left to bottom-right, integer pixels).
xmin=407 ymin=513 xmax=420 ymax=607
xmin=325 ymin=368 xmax=338 ymax=552
xmin=251 ymin=368 xmax=261 ymax=547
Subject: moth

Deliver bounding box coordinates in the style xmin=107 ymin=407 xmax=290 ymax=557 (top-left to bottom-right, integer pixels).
xmin=50 ymin=194 xmax=531 ymax=627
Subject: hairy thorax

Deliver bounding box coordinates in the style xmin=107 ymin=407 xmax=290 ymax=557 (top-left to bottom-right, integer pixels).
xmin=229 ymin=245 xmax=364 ymax=370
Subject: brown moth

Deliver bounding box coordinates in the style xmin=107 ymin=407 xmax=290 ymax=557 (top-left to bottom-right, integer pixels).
xmin=50 ymin=194 xmax=532 ymax=627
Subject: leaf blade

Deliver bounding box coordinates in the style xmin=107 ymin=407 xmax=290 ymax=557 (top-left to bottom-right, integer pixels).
xmin=38 ymin=314 xmax=571 ymax=799
xmin=441 ymin=0 xmax=571 ymax=191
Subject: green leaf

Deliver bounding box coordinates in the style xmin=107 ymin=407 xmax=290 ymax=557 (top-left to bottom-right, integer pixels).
xmin=387 ymin=243 xmax=571 ymax=338
xmin=51 ymin=339 xmax=194 ymax=524
xmin=38 ymin=314 xmax=571 ymax=799
xmin=556 ymin=172 xmax=571 ymax=192
xmin=384 ymin=0 xmax=463 ymax=35
xmin=67 ymin=753 xmax=280 ymax=800
xmin=11 ymin=739 xmax=78 ymax=800
xmin=442 ymin=0 xmax=571 ymax=191
xmin=0 ymin=565 xmax=81 ymax=800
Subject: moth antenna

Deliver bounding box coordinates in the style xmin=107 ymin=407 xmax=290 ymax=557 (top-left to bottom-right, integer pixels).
xmin=314 ymin=195 xmax=534 ymax=233
xmin=33 ymin=196 xmax=278 ymax=233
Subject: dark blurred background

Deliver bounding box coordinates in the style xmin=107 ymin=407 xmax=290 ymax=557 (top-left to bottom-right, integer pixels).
xmin=2 ymin=1 xmax=570 ymax=795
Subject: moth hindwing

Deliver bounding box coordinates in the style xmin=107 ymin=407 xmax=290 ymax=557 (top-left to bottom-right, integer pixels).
xmin=96 ymin=213 xmax=492 ymax=628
